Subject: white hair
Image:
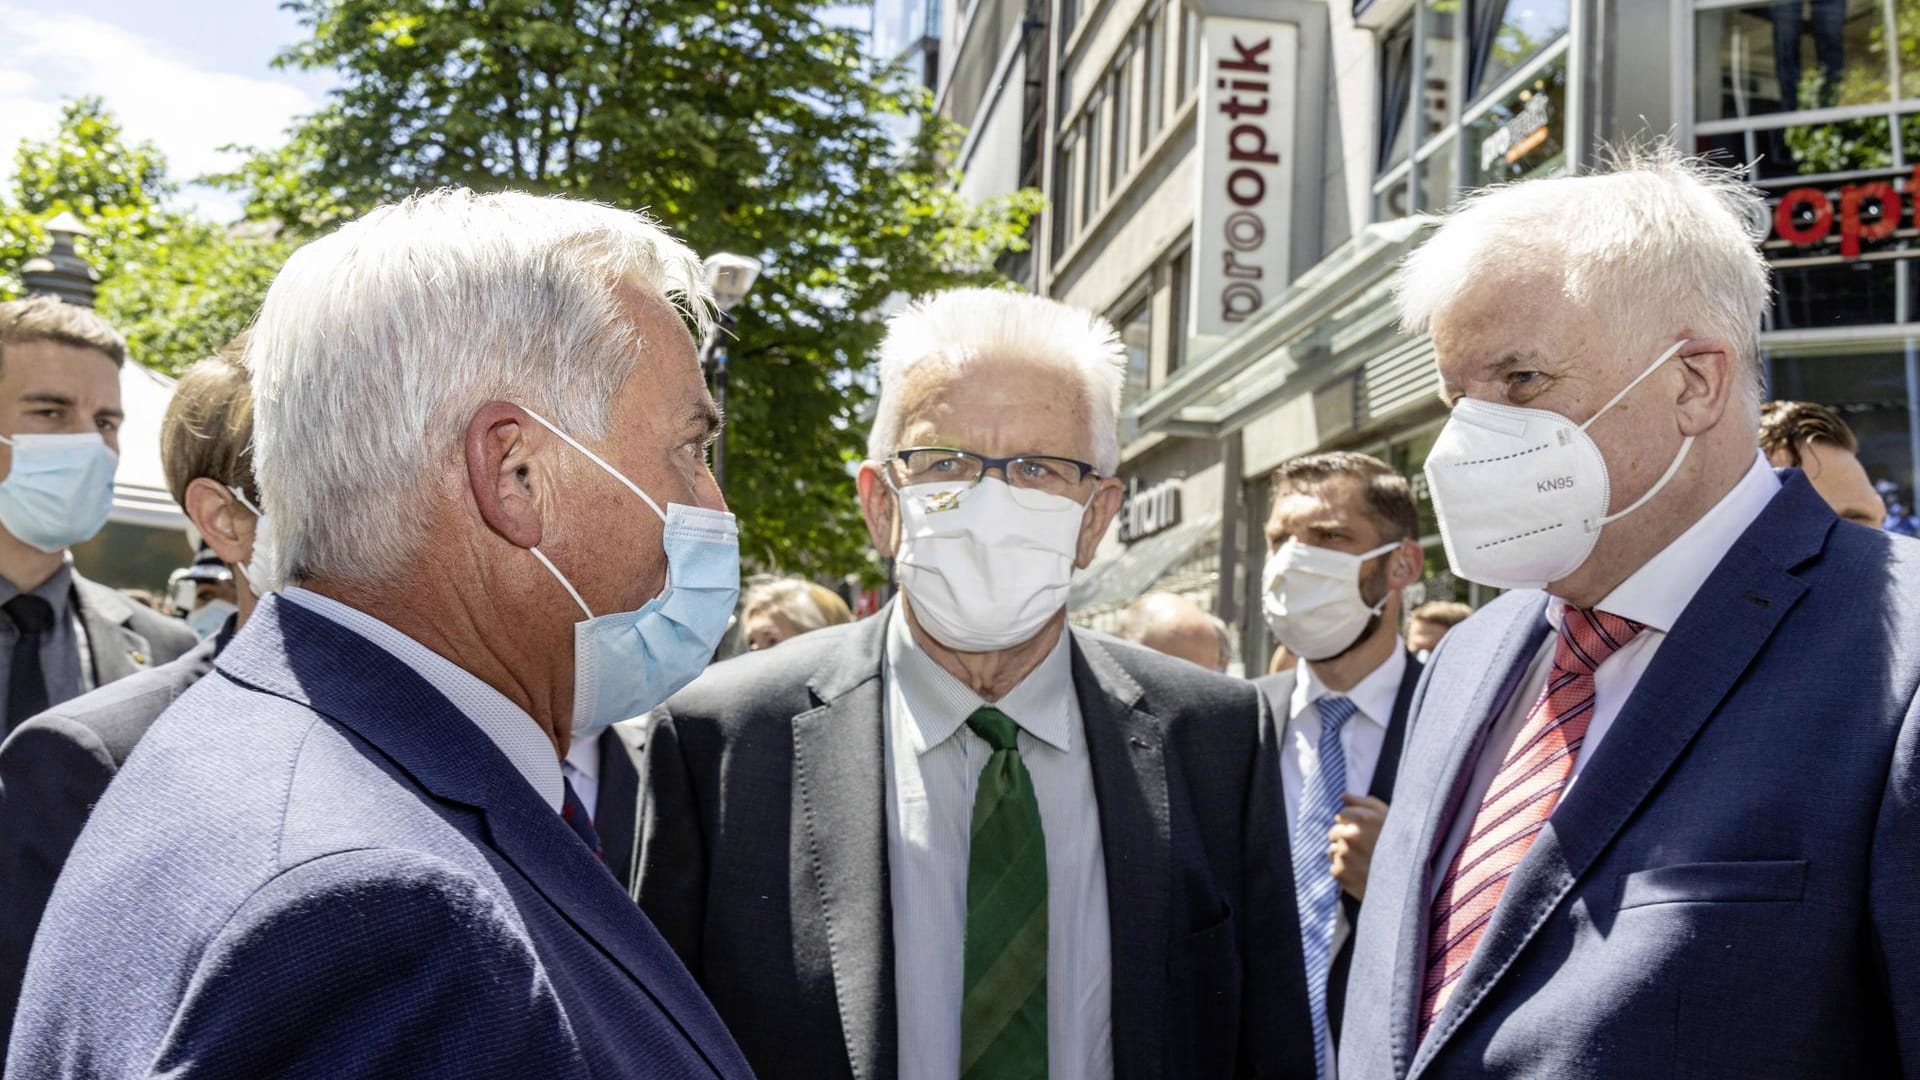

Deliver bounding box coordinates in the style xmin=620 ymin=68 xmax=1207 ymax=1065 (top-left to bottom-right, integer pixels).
xmin=248 ymin=188 xmax=712 ymax=589
xmin=867 ymin=287 xmax=1127 ymax=474
xmin=1396 ymin=141 xmax=1771 ymax=415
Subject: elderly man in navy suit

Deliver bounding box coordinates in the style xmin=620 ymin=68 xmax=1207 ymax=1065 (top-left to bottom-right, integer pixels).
xmin=1339 ymin=145 xmax=1920 ymax=1078
xmin=6 ymin=191 xmax=753 ymax=1079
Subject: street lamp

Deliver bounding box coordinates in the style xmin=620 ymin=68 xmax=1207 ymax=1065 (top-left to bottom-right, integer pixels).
xmin=20 ymin=212 xmax=99 ymax=308
xmin=701 ymin=252 xmax=763 ymax=492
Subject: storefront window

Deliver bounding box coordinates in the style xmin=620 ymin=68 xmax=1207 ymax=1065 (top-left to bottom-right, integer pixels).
xmin=1464 ymin=55 xmax=1567 ymax=187
xmin=1168 ymin=249 xmax=1191 ymax=376
xmin=1117 ymin=300 xmax=1152 ymax=444
xmin=1468 ymin=0 xmax=1570 ymax=103
xmin=1418 ymin=143 xmax=1458 ymax=210
xmin=1695 ymin=1 xmax=1898 ymax=124
xmin=1767 ymin=341 xmax=1918 ymax=507
xmin=1423 ymin=0 xmax=1460 ymax=143
xmin=1380 ymin=17 xmax=1416 ymax=172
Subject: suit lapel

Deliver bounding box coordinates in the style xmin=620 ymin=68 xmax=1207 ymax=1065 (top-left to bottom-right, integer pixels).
xmin=1073 ymin=632 xmax=1170 ymax=1080
xmin=1411 ymin=476 xmax=1831 ymax=1076
xmin=1392 ymin=599 xmax=1550 ymax=1077
xmin=792 ymin=608 xmax=896 ymax=1080
xmin=217 ymin=596 xmax=749 ymax=1080
xmin=596 ymin=726 xmax=642 ymax=889
xmin=72 ymin=574 xmax=149 ymax=683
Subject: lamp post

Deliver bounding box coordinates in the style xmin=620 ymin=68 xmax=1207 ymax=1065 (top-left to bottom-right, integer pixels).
xmin=20 ymin=212 xmax=99 ymax=308
xmin=701 ymin=252 xmax=762 ymax=493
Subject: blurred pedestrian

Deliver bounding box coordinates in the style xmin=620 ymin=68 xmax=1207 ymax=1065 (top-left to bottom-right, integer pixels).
xmin=1342 ymin=145 xmax=1920 ymax=1080
xmin=0 ymin=346 xmax=262 ymax=1057
xmin=1255 ymin=451 xmax=1425 ymax=1080
xmin=0 ymin=299 xmax=194 ymax=737
xmin=1405 ymin=600 xmax=1471 ymax=660
xmin=1269 ymin=642 xmax=1298 ymax=674
xmin=741 ymin=578 xmax=853 ymax=651
xmin=1759 ymin=400 xmax=1886 ymax=526
xmin=1113 ymin=590 xmax=1231 ymax=672
xmin=170 ymin=544 xmax=237 ymax=636
xmin=636 ymin=287 xmax=1313 ymax=1080
xmin=7 ymin=191 xmax=752 ymax=1080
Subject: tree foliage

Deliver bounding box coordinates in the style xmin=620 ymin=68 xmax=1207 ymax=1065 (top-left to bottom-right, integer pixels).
xmin=228 ymin=0 xmax=1042 ymax=580
xmin=0 ymin=98 xmax=289 ymax=376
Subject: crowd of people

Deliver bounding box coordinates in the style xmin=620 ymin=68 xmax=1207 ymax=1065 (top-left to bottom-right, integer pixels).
xmin=0 ymin=142 xmax=1914 ymax=1079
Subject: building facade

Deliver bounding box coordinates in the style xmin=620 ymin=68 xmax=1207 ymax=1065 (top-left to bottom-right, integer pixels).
xmin=905 ymin=0 xmax=1920 ymax=667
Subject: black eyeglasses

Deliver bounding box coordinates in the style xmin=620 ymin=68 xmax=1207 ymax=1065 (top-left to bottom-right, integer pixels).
xmin=889 ymin=446 xmax=1101 ymax=506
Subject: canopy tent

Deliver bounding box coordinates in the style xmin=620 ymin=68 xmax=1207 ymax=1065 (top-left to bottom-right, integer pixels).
xmin=112 ymin=360 xmax=187 ymax=531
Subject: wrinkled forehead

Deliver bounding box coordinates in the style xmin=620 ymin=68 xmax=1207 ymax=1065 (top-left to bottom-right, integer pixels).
xmin=1429 ymin=269 xmax=1631 ymax=394
xmin=1267 ymin=474 xmax=1375 ymax=531
xmin=892 ymin=350 xmax=1094 ymax=458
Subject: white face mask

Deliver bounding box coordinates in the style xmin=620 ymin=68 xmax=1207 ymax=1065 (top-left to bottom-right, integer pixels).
xmin=1261 ymin=538 xmax=1400 ymax=662
xmin=227 ymin=487 xmax=273 ymax=593
xmin=892 ymin=477 xmax=1088 ymax=652
xmin=1423 ymin=340 xmax=1692 ymax=590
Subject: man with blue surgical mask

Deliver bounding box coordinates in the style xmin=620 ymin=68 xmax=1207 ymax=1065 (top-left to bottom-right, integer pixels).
xmin=0 ymin=299 xmax=194 ymax=739
xmin=635 ymin=288 xmax=1315 ymax=1080
xmin=1254 ymin=451 xmax=1425 ymax=1080
xmin=1338 ymin=147 xmax=1920 ymax=1080
xmin=8 ymin=192 xmax=754 ymax=1079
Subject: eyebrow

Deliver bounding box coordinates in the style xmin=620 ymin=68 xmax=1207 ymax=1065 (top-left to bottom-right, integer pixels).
xmin=19 ymin=391 xmax=75 ymax=408
xmin=1439 ymin=351 xmax=1545 ymax=406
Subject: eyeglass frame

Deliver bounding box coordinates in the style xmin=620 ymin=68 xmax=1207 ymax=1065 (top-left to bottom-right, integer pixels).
xmin=884 ymin=446 xmax=1104 ymax=492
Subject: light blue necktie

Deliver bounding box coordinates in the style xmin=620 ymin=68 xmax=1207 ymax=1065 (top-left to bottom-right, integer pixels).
xmin=1293 ymin=694 xmax=1356 ymax=1080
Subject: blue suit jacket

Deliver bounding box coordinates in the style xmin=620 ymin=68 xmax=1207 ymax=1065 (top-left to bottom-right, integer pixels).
xmin=1340 ymin=472 xmax=1920 ymax=1079
xmin=5 ymin=596 xmax=755 ymax=1080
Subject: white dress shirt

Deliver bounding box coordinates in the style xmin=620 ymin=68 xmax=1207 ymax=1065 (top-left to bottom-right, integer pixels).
xmin=564 ymin=730 xmax=603 ymax=819
xmin=883 ymin=606 xmax=1113 ymax=1080
xmin=1432 ymin=453 xmax=1781 ymax=886
xmin=281 ymin=587 xmax=565 ymax=812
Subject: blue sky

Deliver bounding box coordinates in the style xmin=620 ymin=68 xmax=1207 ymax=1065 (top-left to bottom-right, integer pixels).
xmin=0 ymin=0 xmax=335 ymax=222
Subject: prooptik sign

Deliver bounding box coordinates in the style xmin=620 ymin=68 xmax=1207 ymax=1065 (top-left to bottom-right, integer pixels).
xmin=1770 ymin=165 xmax=1920 ymax=260
xmin=1191 ymin=17 xmax=1298 ymax=338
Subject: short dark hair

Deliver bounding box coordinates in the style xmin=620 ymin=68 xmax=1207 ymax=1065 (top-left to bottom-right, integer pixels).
xmin=0 ymin=296 xmax=126 ymax=370
xmin=1410 ymin=600 xmax=1473 ymax=628
xmin=1759 ymin=400 xmax=1858 ymax=468
xmin=161 ymin=336 xmax=254 ymax=506
xmin=1269 ymin=451 xmax=1419 ymax=543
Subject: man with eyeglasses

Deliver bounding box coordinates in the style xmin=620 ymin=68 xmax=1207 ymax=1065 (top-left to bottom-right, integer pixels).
xmin=635 ymin=287 xmax=1315 ymax=1080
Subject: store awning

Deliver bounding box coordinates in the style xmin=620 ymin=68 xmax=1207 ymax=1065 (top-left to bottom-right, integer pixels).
xmin=1134 ymin=217 xmax=1437 ymax=439
xmin=111 ymin=360 xmax=188 ymax=532
xmin=1069 ymin=513 xmax=1221 ymax=613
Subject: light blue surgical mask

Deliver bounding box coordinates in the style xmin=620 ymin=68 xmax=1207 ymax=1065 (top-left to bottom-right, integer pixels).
xmin=522 ymin=409 xmax=741 ymax=738
xmin=188 ymin=599 xmax=237 ymax=639
xmin=0 ymin=432 xmax=118 ymax=553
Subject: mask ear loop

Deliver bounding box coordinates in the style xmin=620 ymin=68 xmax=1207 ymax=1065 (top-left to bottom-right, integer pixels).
xmin=520 ymin=407 xmax=669 ymax=524
xmin=1576 ymin=339 xmax=1696 ymax=530
xmin=530 ymin=547 xmax=595 ymax=619
xmin=1357 ymin=540 xmax=1403 ymax=616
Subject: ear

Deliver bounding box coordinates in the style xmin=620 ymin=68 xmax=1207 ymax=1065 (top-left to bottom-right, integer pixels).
xmin=183 ymin=477 xmax=252 ymax=569
xmin=1673 ymin=336 xmax=1736 ymax=437
xmin=1075 ymin=476 xmax=1125 ymax=569
xmin=856 ymin=461 xmax=901 ymax=559
xmin=1387 ymin=538 xmax=1423 ymax=591
xmin=466 ymin=401 xmax=543 ymax=550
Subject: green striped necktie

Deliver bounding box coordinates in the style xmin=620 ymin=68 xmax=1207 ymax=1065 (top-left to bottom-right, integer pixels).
xmin=959 ymin=705 xmax=1048 ymax=1080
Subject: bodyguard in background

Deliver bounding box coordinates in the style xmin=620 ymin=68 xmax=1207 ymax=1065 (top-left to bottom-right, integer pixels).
xmin=637 ymin=288 xmax=1313 ymax=1080
xmin=0 ymin=299 xmax=194 ymax=736
xmin=1341 ymin=146 xmax=1920 ymax=1078
xmin=0 ymin=346 xmax=260 ymax=1054
xmin=7 ymin=191 xmax=752 ymax=1079
xmin=1253 ymin=452 xmax=1424 ymax=1080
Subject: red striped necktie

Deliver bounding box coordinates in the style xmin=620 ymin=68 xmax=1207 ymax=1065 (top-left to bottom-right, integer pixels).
xmin=1419 ymin=606 xmax=1646 ymax=1037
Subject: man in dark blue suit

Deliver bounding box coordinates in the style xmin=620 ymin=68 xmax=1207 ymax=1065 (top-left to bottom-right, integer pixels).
xmin=1340 ymin=147 xmax=1920 ymax=1078
xmin=6 ymin=190 xmax=754 ymax=1079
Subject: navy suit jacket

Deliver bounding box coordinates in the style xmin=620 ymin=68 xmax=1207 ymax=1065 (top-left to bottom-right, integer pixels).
xmin=1340 ymin=471 xmax=1920 ymax=1079
xmin=5 ymin=595 xmax=755 ymax=1080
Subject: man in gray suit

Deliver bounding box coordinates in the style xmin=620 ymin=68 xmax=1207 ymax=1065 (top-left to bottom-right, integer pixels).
xmin=0 ymin=300 xmax=194 ymax=737
xmin=637 ymin=288 xmax=1313 ymax=1080
xmin=0 ymin=348 xmax=255 ymax=1055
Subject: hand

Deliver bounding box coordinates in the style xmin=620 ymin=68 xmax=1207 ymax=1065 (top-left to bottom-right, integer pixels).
xmin=1329 ymin=794 xmax=1389 ymax=902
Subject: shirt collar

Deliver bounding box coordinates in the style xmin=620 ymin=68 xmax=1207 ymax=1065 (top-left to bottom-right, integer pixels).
xmin=885 ymin=603 xmax=1075 ymax=755
xmin=280 ymin=587 xmax=566 ymax=812
xmin=1549 ymin=450 xmax=1782 ymax=634
xmin=1290 ymin=640 xmax=1406 ymax=729
xmin=564 ymin=729 xmax=602 ymax=783
xmin=0 ymin=559 xmax=75 ymax=617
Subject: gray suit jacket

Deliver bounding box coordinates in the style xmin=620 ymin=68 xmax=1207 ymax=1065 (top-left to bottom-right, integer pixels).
xmin=597 ymin=718 xmax=645 ymax=892
xmin=1340 ymin=473 xmax=1920 ymax=1078
xmin=0 ymin=618 xmax=223 ymax=1059
xmin=71 ymin=573 xmax=198 ymax=686
xmin=636 ymin=603 xmax=1315 ymax=1080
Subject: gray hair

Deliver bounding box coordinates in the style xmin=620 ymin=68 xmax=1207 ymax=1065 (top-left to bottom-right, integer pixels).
xmin=1396 ymin=141 xmax=1770 ymax=416
xmin=248 ymin=188 xmax=711 ymax=589
xmin=867 ymin=288 xmax=1127 ymax=474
